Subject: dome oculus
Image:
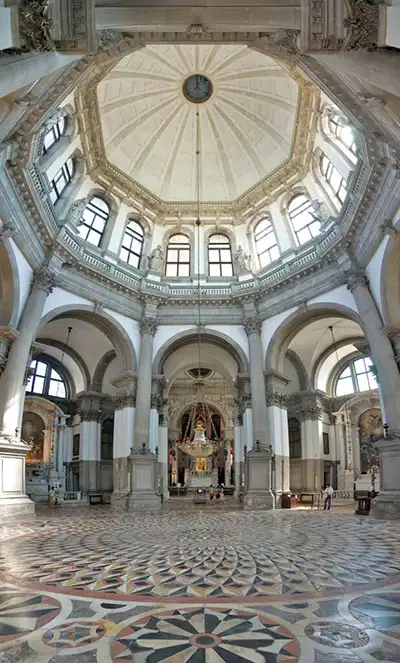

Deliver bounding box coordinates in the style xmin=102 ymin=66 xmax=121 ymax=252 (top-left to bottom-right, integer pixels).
xmin=183 ymin=74 xmax=213 ymax=103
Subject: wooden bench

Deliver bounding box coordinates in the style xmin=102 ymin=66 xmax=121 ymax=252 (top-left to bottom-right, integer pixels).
xmin=298 ymin=492 xmax=318 ymax=506
xmin=89 ymin=494 xmax=103 ymax=505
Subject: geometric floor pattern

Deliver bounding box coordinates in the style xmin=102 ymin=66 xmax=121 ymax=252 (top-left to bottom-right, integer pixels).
xmin=0 ymin=506 xmax=400 ymax=662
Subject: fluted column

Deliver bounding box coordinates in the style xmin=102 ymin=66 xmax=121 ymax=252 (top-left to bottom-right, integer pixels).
xmin=244 ymin=318 xmax=268 ymax=446
xmin=347 ymin=268 xmax=400 ymax=517
xmin=0 ymin=267 xmax=56 ymax=437
xmin=133 ymin=318 xmax=157 ymax=450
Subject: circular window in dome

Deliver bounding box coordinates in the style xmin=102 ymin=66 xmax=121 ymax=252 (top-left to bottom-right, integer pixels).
xmin=183 ymin=75 xmax=213 ymax=103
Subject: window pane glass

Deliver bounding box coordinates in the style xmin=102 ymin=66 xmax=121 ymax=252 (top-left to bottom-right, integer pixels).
xmin=48 ymin=380 xmax=62 ymax=397
xmin=297 ymin=228 xmax=311 ymax=245
xmin=210 ymin=234 xmax=229 ymax=244
xmin=259 ymin=252 xmax=270 ymax=268
xmin=167 ymin=249 xmax=178 ymax=262
xmin=270 ymin=245 xmax=280 ymax=261
xmin=166 ymin=263 xmax=177 ymax=277
xmin=357 ymin=373 xmax=370 ymax=392
xmin=179 ymin=249 xmax=190 ymax=262
xmin=220 ymin=249 xmax=232 ymax=262
xmin=340 ymin=366 xmax=352 ymax=378
xmin=36 ymin=362 xmax=47 ymax=376
xmin=209 ymin=264 xmax=220 ymax=277
xmin=128 ymin=253 xmax=140 ymax=268
xmin=170 ymin=234 xmax=188 ymax=244
xmin=51 ymin=369 xmax=62 ymax=380
xmin=87 ymin=230 xmax=101 ymax=246
xmin=130 ymin=239 xmax=142 ymax=254
xmin=92 ymin=217 xmax=106 ymax=232
xmin=179 ymin=263 xmax=190 ymax=277
xmin=336 ymin=376 xmax=354 ymax=396
xmin=221 ymin=263 xmax=233 ymax=276
xmin=208 ymin=250 xmax=220 ymax=262
xmin=82 ymin=209 xmax=95 ymax=223
xmin=33 ymin=376 xmax=45 ymax=394
xmin=354 ymin=358 xmax=366 ymax=374
xmin=91 ymin=197 xmax=109 ymax=214
xmin=120 ymin=248 xmax=129 ymax=262
xmin=368 ymin=372 xmax=378 ymax=390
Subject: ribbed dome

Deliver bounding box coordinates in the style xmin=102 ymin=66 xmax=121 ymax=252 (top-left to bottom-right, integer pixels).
xmin=97 ymin=44 xmax=299 ymax=203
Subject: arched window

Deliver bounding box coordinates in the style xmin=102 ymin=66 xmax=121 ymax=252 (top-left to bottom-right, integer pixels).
xmin=78 ymin=196 xmax=109 ymax=247
xmin=43 ymin=113 xmax=67 ymax=154
xmin=288 ymin=194 xmax=321 ymax=245
xmin=165 ymin=234 xmax=190 ymax=277
xmin=328 ymin=115 xmax=356 ymax=154
xmin=254 ymin=218 xmax=279 ymax=268
xmin=335 ymin=356 xmax=378 ymax=397
xmin=120 ymin=220 xmax=144 ymax=268
xmin=208 ymin=234 xmax=233 ymax=277
xmin=101 ymin=419 xmax=114 ymax=459
xmin=320 ymin=154 xmax=347 ymax=204
xmin=26 ymin=359 xmax=67 ymax=399
xmin=49 ymin=157 xmax=74 ymax=204
xmin=288 ymin=417 xmax=301 ymax=459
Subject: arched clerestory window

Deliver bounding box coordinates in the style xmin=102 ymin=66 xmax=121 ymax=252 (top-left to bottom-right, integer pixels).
xmin=328 ymin=115 xmax=357 ymax=155
xmin=120 ymin=220 xmax=144 ymax=268
xmin=254 ymin=218 xmax=279 ymax=268
xmin=42 ymin=112 xmax=67 ymax=155
xmin=49 ymin=157 xmax=75 ymax=204
xmin=335 ymin=356 xmax=378 ymax=397
xmin=78 ymin=196 xmax=109 ymax=248
xmin=26 ymin=359 xmax=68 ymax=399
xmin=208 ymin=234 xmax=233 ymax=277
xmin=288 ymin=194 xmax=321 ymax=245
xmin=320 ymin=154 xmax=347 ymax=204
xmin=165 ymin=234 xmax=191 ymax=277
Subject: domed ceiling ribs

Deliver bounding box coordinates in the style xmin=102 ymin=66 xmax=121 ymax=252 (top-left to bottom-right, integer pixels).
xmin=96 ymin=44 xmax=299 ymax=203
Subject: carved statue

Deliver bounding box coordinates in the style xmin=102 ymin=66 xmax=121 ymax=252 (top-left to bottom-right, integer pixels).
xmin=148 ymin=245 xmax=164 ymax=273
xmin=234 ymin=245 xmax=252 ymax=275
xmin=311 ymin=199 xmax=331 ymax=224
xmin=68 ymin=199 xmax=87 ymax=228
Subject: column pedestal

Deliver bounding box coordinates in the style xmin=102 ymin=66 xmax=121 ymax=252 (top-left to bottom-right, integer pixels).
xmin=244 ymin=446 xmax=274 ymax=510
xmin=0 ymin=434 xmax=34 ymax=518
xmin=371 ymin=437 xmax=400 ymax=519
xmin=128 ymin=451 xmax=160 ymax=509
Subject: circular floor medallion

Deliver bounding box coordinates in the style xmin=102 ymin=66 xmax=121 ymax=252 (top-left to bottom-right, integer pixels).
xmin=111 ymin=607 xmax=299 ymax=661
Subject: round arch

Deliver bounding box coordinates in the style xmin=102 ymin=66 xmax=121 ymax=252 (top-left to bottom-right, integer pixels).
xmin=380 ymin=233 xmax=400 ymax=326
xmin=0 ymin=238 xmax=20 ymax=327
xmin=265 ymin=304 xmax=365 ymax=374
xmin=92 ymin=350 xmax=117 ymax=392
xmin=36 ymin=337 xmax=91 ymax=392
xmin=38 ymin=305 xmax=137 ymax=371
xmin=153 ymin=328 xmax=249 ymax=377
xmin=172 ymin=399 xmax=226 ymax=435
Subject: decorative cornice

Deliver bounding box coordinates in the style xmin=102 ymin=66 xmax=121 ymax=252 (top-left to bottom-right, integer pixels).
xmin=31 ymin=267 xmax=57 ymax=294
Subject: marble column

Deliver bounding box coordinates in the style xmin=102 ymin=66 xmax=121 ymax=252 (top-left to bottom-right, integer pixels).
xmin=158 ymin=399 xmax=170 ymax=500
xmin=110 ymin=371 xmax=136 ymax=508
xmin=332 ymin=412 xmax=354 ymax=492
xmin=129 ymin=317 xmax=159 ymax=508
xmin=78 ymin=403 xmax=101 ymax=496
xmin=347 ymin=269 xmax=400 ymax=518
xmin=265 ymin=370 xmax=290 ymax=505
xmin=244 ymin=318 xmax=269 ymax=445
xmin=0 ymin=268 xmax=56 ymax=518
xmin=234 ymin=412 xmax=243 ymax=498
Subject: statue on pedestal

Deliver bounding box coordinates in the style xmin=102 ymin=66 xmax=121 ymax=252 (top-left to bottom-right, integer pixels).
xmin=234 ymin=245 xmax=252 ymax=275
xmin=148 ymin=245 xmax=164 ymax=273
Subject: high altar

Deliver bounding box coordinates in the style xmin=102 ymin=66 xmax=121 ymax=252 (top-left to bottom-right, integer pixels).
xmin=181 ymin=421 xmax=218 ymax=488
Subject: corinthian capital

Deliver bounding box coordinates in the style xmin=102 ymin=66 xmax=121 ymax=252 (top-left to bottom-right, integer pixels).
xmin=345 ymin=267 xmax=369 ymax=294
xmin=140 ymin=318 xmax=158 ymax=336
xmin=31 ymin=267 xmax=57 ymax=294
xmin=244 ymin=317 xmax=262 ymax=336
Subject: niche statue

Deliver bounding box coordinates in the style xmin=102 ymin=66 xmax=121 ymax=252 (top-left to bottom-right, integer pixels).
xmin=148 ymin=245 xmax=164 ymax=274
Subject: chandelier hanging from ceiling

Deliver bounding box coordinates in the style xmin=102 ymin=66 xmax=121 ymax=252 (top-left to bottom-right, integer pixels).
xmin=176 ymin=107 xmax=219 ymax=459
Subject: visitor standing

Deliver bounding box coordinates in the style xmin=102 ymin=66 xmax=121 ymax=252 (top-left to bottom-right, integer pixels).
xmin=220 ymin=485 xmax=225 ymax=503
xmin=209 ymin=484 xmax=214 ymax=501
xmin=323 ymin=484 xmax=334 ymax=510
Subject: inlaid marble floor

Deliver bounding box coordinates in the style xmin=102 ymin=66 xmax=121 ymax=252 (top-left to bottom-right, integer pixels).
xmin=0 ymin=507 xmax=400 ymax=662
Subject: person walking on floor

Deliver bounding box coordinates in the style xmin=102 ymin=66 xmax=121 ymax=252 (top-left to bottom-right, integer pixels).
xmin=323 ymin=484 xmax=334 ymax=510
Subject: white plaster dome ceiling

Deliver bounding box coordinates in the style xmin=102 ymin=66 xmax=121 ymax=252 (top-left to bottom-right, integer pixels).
xmin=97 ymin=45 xmax=299 ymax=203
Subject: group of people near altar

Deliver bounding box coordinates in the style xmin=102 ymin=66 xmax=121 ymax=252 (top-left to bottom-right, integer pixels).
xmin=208 ymin=484 xmax=225 ymax=502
